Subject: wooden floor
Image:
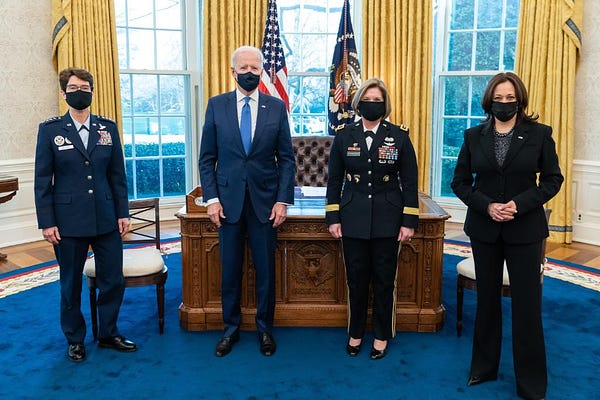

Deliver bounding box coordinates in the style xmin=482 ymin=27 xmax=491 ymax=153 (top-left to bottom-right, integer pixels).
xmin=1 ymin=220 xmax=599 ymax=275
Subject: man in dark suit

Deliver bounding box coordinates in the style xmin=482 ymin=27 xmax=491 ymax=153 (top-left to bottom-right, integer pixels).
xmin=34 ymin=68 xmax=136 ymax=363
xmin=199 ymin=46 xmax=295 ymax=357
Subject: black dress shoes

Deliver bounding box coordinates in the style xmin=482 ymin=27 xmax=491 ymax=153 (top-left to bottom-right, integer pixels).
xmin=98 ymin=335 xmax=137 ymax=352
xmin=258 ymin=332 xmax=276 ymax=356
xmin=346 ymin=342 xmax=361 ymax=356
xmin=467 ymin=373 xmax=498 ymax=386
xmin=67 ymin=343 xmax=86 ymax=363
xmin=215 ymin=333 xmax=239 ymax=357
xmin=370 ymin=346 xmax=387 ymax=360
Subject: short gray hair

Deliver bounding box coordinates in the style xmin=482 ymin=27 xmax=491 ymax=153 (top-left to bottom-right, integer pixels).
xmin=231 ymin=46 xmax=264 ymax=68
xmin=351 ymin=77 xmax=392 ymax=120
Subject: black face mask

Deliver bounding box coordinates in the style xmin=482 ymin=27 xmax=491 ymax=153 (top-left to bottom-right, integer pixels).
xmin=358 ymin=101 xmax=386 ymax=121
xmin=491 ymin=101 xmax=518 ymax=122
xmin=236 ymin=72 xmax=261 ymax=92
xmin=65 ymin=90 xmax=93 ymax=110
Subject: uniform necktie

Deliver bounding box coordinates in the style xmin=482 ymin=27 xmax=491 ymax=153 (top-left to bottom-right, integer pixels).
xmin=240 ymin=97 xmax=252 ymax=155
xmin=365 ymin=130 xmax=374 ymax=150
xmin=79 ymin=125 xmax=89 ymax=150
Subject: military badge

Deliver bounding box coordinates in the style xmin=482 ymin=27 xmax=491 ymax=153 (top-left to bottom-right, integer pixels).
xmin=97 ymin=131 xmax=113 ymax=146
xmin=54 ymin=136 xmax=65 ymax=146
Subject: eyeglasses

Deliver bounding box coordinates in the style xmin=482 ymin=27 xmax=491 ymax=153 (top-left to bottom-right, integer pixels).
xmin=65 ymin=84 xmax=92 ymax=92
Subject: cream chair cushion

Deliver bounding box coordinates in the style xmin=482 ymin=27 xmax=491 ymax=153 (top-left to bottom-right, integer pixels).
xmin=456 ymin=257 xmax=511 ymax=285
xmin=83 ymin=247 xmax=165 ymax=278
xmin=457 ymin=257 xmax=545 ymax=286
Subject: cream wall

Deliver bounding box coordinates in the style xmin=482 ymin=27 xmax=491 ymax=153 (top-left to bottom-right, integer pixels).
xmin=0 ymin=0 xmax=57 ymax=161
xmin=0 ymin=1 xmax=599 ymax=247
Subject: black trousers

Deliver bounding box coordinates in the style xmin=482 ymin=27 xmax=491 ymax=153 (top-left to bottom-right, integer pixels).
xmin=341 ymin=236 xmax=400 ymax=341
xmin=54 ymin=230 xmax=124 ymax=343
xmin=219 ymin=191 xmax=277 ymax=337
xmin=470 ymin=238 xmax=546 ymax=399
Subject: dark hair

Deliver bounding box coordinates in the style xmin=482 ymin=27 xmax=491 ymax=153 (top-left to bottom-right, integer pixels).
xmin=481 ymin=72 xmax=538 ymax=122
xmin=58 ymin=68 xmax=94 ymax=92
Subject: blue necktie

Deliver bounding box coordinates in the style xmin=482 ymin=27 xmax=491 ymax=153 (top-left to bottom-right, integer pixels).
xmin=240 ymin=97 xmax=252 ymax=155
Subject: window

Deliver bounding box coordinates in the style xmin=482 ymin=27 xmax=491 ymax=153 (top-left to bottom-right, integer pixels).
xmin=279 ymin=0 xmax=359 ymax=136
xmin=431 ymin=0 xmax=520 ymax=198
xmin=115 ymin=0 xmax=192 ymax=199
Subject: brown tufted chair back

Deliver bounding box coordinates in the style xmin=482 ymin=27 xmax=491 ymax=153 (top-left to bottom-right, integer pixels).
xmin=292 ymin=136 xmax=332 ymax=187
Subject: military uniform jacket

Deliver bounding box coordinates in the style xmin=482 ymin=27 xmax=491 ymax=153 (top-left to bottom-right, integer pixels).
xmin=325 ymin=121 xmax=419 ymax=239
xmin=34 ymin=112 xmax=129 ymax=237
xmin=451 ymin=120 xmax=563 ymax=244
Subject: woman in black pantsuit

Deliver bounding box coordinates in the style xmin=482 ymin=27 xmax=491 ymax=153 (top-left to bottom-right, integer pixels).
xmin=326 ymin=78 xmax=419 ymax=360
xmin=451 ymin=72 xmax=563 ymax=400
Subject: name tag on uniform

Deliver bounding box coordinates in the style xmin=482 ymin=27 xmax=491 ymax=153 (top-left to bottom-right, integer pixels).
xmin=347 ymin=146 xmax=361 ymax=157
xmin=58 ymin=145 xmax=74 ymax=151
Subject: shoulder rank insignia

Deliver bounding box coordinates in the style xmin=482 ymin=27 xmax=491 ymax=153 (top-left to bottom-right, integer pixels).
xmin=399 ymin=124 xmax=409 ymax=132
xmin=97 ymin=115 xmax=116 ymax=124
xmin=41 ymin=116 xmax=62 ymax=124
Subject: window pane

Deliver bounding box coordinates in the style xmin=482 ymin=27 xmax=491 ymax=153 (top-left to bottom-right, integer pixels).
xmin=128 ymin=0 xmax=154 ymax=28
xmin=301 ymin=35 xmax=328 ymax=71
xmin=162 ymin=158 xmax=186 ymax=196
xmin=448 ymin=32 xmax=473 ymax=71
xmin=444 ymin=76 xmax=469 ymax=116
xmin=443 ymin=118 xmax=468 ymax=156
xmin=129 ymin=29 xmax=155 ymax=69
xmin=161 ymin=117 xmax=186 ymax=155
xmin=117 ymin=28 xmax=128 ymax=69
xmin=503 ymin=30 xmax=517 ymax=70
xmin=288 ymin=75 xmax=301 ymax=114
xmin=157 ymin=30 xmax=183 ymax=69
xmin=302 ymin=115 xmax=327 ymax=135
xmin=506 ymin=0 xmax=520 ymax=26
xmin=471 ymin=75 xmax=493 ymax=116
xmin=440 ymin=158 xmax=458 ymax=197
xmin=450 ymin=0 xmax=474 ymax=29
xmin=159 ymin=75 xmax=185 ymax=114
xmin=302 ymin=76 xmax=328 ymax=113
xmin=284 ymin=33 xmax=302 ymax=71
xmin=115 ymin=0 xmax=127 ymax=26
xmin=136 ymin=159 xmax=160 ymax=198
xmin=122 ymin=117 xmax=133 ymax=157
xmin=126 ymin=160 xmax=134 ymax=198
xmin=477 ymin=0 xmax=502 ymax=28
xmin=133 ymin=117 xmax=159 ymax=156
xmin=155 ymin=0 xmax=181 ymax=29
xmin=475 ymin=31 xmax=501 ymax=70
xmin=120 ymin=74 xmax=132 ymax=114
xmin=132 ymin=75 xmax=158 ymax=114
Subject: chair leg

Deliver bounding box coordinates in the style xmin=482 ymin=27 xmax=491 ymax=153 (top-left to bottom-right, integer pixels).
xmin=89 ymin=285 xmax=98 ymax=341
xmin=457 ymin=279 xmax=464 ymax=337
xmin=157 ymin=283 xmax=165 ymax=334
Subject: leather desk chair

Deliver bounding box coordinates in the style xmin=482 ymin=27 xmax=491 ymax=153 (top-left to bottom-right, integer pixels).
xmin=456 ymin=208 xmax=552 ymax=336
xmin=292 ymin=136 xmax=332 ymax=187
xmin=84 ymin=198 xmax=168 ymax=339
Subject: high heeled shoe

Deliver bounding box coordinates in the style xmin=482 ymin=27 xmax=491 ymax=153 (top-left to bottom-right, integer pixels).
xmin=370 ymin=346 xmax=387 ymax=360
xmin=346 ymin=340 xmax=361 ymax=356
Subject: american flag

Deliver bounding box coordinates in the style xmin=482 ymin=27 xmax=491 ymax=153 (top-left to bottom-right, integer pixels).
xmin=328 ymin=0 xmax=361 ymax=135
xmin=258 ymin=0 xmax=289 ymax=111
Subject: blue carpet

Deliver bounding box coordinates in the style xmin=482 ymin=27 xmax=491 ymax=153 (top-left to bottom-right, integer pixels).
xmin=1 ymin=252 xmax=599 ymax=400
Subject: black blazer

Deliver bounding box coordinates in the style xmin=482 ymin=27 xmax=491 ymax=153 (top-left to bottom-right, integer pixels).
xmin=451 ymin=120 xmax=563 ymax=244
xmin=325 ymin=120 xmax=419 ymax=239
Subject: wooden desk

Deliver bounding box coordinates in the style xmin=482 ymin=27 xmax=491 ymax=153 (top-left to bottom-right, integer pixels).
xmin=176 ymin=191 xmax=449 ymax=332
xmin=0 ymin=174 xmax=19 ymax=260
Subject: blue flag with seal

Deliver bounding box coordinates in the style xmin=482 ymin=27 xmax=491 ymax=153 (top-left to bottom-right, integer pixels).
xmin=328 ymin=0 xmax=362 ymax=135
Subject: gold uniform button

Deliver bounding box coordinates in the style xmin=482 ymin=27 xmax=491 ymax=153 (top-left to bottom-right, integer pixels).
xmin=383 ymin=175 xmax=390 ymax=182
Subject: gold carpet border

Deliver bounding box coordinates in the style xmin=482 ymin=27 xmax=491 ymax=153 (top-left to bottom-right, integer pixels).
xmin=1 ymin=241 xmax=597 ymax=299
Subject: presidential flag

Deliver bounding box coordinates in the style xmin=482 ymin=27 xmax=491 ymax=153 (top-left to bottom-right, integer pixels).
xmin=328 ymin=0 xmax=362 ymax=135
xmin=258 ymin=0 xmax=289 ymax=111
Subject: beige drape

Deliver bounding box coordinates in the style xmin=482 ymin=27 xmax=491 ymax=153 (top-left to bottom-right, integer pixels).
xmin=362 ymin=1 xmax=433 ymax=193
xmin=202 ymin=1 xmax=267 ymax=108
xmin=51 ymin=0 xmax=122 ymax=128
xmin=516 ymin=0 xmax=582 ymax=243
